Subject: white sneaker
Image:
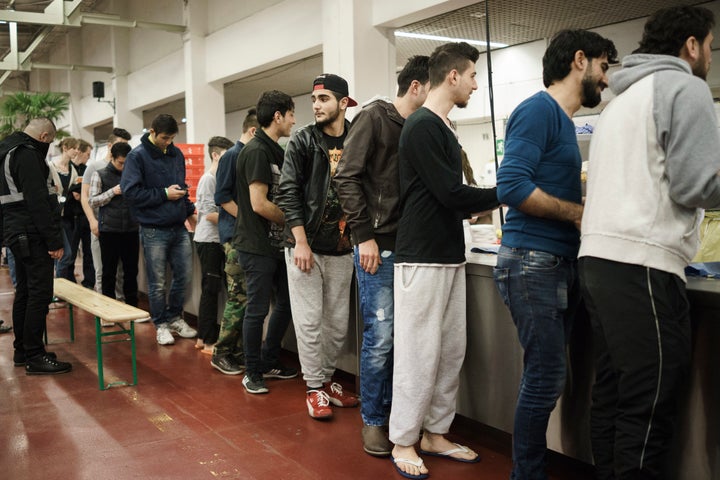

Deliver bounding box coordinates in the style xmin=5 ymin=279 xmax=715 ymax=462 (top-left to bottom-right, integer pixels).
xmin=156 ymin=324 xmax=175 ymax=345
xmin=168 ymin=318 xmax=197 ymax=338
xmin=134 ymin=316 xmax=151 ymax=323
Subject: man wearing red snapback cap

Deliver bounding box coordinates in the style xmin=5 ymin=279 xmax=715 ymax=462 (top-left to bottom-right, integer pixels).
xmin=277 ymin=73 xmax=359 ymax=419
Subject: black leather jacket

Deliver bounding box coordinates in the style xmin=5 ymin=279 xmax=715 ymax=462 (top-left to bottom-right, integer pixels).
xmin=277 ymin=120 xmax=351 ymax=247
xmin=334 ymin=99 xmax=404 ymax=251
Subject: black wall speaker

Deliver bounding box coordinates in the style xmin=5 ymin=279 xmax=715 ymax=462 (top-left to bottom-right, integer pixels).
xmin=92 ymin=81 xmax=105 ymax=99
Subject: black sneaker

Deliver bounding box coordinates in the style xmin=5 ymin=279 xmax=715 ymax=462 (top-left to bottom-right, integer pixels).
xmin=263 ymin=364 xmax=298 ymax=379
xmin=231 ymin=351 xmax=245 ymax=367
xmin=211 ymin=354 xmax=243 ymax=375
xmin=14 ymin=350 xmax=57 ymax=367
xmin=242 ymin=373 xmax=269 ymax=394
xmin=25 ymin=353 xmax=72 ymax=375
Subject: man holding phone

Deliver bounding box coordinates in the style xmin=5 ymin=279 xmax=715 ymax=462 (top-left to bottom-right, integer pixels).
xmin=121 ymin=114 xmax=198 ymax=346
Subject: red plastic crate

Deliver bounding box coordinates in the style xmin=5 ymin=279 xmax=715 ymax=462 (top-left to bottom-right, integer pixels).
xmin=176 ymin=144 xmax=205 ymax=157
xmin=176 ymin=144 xmax=206 ymax=207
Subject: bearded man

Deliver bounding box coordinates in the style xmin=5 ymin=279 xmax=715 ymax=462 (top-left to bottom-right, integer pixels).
xmin=493 ymin=29 xmax=617 ymax=480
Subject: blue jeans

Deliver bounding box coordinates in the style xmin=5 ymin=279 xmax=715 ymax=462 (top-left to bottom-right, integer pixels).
xmin=355 ymin=246 xmax=394 ymax=426
xmin=140 ymin=225 xmax=191 ymax=326
xmin=493 ymin=246 xmax=579 ymax=480
xmin=239 ymin=251 xmax=292 ymax=376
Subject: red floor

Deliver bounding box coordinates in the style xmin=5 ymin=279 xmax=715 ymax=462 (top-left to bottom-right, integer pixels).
xmin=0 ymin=264 xmax=593 ymax=480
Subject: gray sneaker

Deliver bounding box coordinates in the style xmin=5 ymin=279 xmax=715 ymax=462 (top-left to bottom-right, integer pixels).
xmin=211 ymin=354 xmax=243 ymax=375
xmin=242 ymin=374 xmax=269 ymax=394
xmin=168 ymin=318 xmax=197 ymax=338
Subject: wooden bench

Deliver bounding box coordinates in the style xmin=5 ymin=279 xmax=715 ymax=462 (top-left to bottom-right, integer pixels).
xmin=53 ymin=278 xmax=149 ymax=390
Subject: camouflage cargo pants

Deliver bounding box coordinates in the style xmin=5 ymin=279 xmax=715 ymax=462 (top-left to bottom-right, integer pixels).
xmin=214 ymin=242 xmax=247 ymax=358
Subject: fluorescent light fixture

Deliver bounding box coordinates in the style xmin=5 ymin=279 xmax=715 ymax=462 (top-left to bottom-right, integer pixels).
xmin=394 ymin=30 xmax=507 ymax=48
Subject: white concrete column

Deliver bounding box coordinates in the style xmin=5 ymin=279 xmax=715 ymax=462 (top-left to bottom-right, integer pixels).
xmin=67 ymin=29 xmax=85 ymax=139
xmin=182 ymin=1 xmax=225 ymax=150
xmin=321 ymin=0 xmax=396 ymax=115
xmin=110 ymin=23 xmax=143 ymax=134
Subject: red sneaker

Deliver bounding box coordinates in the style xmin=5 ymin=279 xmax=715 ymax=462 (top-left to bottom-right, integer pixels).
xmin=307 ymin=390 xmax=333 ymax=419
xmin=325 ymin=382 xmax=359 ymax=407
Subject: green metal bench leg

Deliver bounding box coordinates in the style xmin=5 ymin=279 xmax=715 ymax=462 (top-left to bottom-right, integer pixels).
xmin=69 ymin=303 xmax=74 ymax=342
xmin=95 ymin=316 xmax=105 ymax=390
xmin=45 ymin=303 xmax=75 ymax=345
xmin=130 ymin=321 xmax=137 ymax=386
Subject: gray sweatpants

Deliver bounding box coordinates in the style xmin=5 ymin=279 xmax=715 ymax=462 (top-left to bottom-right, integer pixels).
xmin=285 ymin=247 xmax=354 ymax=387
xmin=389 ymin=263 xmax=467 ymax=446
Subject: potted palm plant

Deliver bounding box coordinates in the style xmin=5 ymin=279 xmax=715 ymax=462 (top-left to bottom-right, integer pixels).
xmin=0 ymin=91 xmax=69 ymax=139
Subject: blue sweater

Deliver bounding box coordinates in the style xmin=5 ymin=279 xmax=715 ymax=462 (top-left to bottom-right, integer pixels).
xmin=121 ymin=133 xmax=195 ymax=228
xmin=497 ymin=92 xmax=582 ymax=258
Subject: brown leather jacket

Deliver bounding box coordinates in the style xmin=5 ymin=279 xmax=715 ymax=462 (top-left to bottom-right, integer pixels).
xmin=334 ymin=98 xmax=404 ymax=251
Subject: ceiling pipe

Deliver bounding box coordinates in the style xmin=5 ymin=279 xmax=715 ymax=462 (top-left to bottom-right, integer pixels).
xmin=80 ymin=14 xmax=185 ymax=33
xmin=30 ymin=62 xmax=113 ymax=73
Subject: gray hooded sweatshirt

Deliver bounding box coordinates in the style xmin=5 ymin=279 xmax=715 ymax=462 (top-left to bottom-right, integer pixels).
xmin=579 ymin=54 xmax=720 ymax=281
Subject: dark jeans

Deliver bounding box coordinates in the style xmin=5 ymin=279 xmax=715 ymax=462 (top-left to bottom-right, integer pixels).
xmin=10 ymin=235 xmax=54 ymax=359
xmin=56 ymin=218 xmax=73 ymax=279
xmin=99 ymin=231 xmax=139 ymax=307
xmin=493 ymin=246 xmax=579 ymax=480
xmin=239 ymin=251 xmax=292 ymax=376
xmin=195 ymin=241 xmax=224 ymax=344
xmin=579 ymin=257 xmax=691 ymax=480
xmin=68 ymin=215 xmax=95 ymax=288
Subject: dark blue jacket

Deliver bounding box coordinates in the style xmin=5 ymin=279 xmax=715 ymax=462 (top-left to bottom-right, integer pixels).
xmin=120 ymin=133 xmax=195 ymax=228
xmin=214 ymin=140 xmax=244 ymax=244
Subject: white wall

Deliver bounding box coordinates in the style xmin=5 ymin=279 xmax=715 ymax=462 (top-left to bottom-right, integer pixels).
xmin=127 ymin=0 xmax=184 ymax=72
xmin=225 ymin=93 xmax=316 ymax=143
xmin=23 ymin=0 xmax=720 ymax=148
xmin=204 ymin=0 xmax=323 ymax=84
xmin=372 ymin=0 xmax=478 ymax=27
xmin=206 ymin=0 xmax=285 ymax=33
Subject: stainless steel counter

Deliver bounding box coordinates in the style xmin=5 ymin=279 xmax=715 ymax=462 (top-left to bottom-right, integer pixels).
xmin=461 ymin=253 xmax=720 ymax=478
xmin=159 ymin=239 xmax=720 ymax=477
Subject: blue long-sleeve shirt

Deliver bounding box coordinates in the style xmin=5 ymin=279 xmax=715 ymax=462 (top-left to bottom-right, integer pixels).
xmin=497 ymin=91 xmax=582 ymax=258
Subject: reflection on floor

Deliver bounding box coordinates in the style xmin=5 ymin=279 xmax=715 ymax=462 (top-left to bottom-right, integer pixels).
xmin=0 ymin=265 xmax=593 ymax=479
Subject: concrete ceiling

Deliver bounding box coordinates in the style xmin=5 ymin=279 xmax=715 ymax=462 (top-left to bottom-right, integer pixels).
xmin=223 ymin=0 xmax=712 ymax=112
xmin=0 ymin=0 xmax=713 ymax=112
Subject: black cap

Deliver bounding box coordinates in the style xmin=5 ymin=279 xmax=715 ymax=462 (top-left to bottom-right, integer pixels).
xmin=312 ymin=73 xmax=358 ymax=107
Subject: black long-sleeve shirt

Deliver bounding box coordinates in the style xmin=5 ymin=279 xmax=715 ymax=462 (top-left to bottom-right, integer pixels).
xmin=396 ymin=107 xmax=498 ymax=264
